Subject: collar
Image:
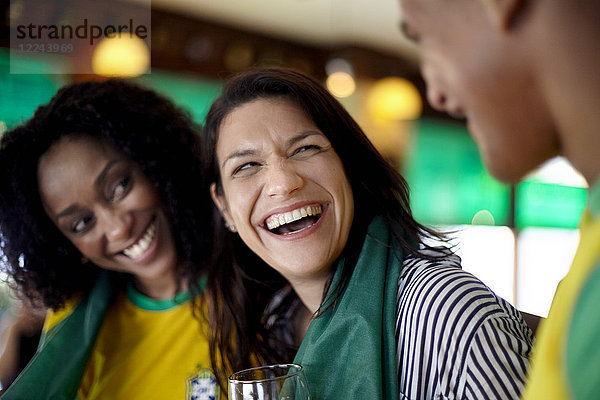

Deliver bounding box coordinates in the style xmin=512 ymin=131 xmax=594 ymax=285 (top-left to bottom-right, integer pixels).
xmin=125 ymin=277 xmax=206 ymax=311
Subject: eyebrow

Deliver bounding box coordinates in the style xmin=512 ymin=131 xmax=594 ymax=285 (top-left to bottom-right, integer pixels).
xmin=286 ymin=131 xmax=323 ymax=147
xmin=94 ymin=159 xmax=123 ymax=186
xmin=54 ymin=158 xmax=124 ymax=220
xmin=54 ymin=204 xmax=80 ymax=220
xmin=220 ymin=130 xmax=324 ymax=169
xmin=221 ymin=149 xmax=257 ymax=169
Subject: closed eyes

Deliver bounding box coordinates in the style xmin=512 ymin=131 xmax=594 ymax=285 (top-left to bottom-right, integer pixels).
xmin=291 ymin=144 xmax=323 ymax=157
xmin=233 ymin=161 xmax=261 ymax=176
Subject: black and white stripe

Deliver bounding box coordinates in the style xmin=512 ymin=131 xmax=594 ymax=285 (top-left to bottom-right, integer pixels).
xmin=396 ymin=249 xmax=533 ymax=400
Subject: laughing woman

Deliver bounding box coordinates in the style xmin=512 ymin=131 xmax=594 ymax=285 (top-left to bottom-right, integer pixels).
xmin=205 ymin=67 xmax=534 ymax=400
xmin=0 ymin=80 xmax=226 ymax=399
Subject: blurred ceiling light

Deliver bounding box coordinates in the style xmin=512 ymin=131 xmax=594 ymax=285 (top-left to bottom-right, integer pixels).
xmin=326 ymin=71 xmax=356 ymax=98
xmin=92 ymin=33 xmax=150 ymax=77
xmin=367 ymin=77 xmax=422 ymax=121
xmin=0 ymin=121 xmax=7 ymax=136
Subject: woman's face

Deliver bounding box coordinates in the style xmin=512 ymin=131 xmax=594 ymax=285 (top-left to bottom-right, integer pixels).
xmin=38 ymin=135 xmax=179 ymax=284
xmin=211 ymin=97 xmax=354 ymax=286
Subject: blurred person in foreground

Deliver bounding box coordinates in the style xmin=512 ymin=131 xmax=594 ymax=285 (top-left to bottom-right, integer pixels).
xmin=396 ymin=0 xmax=600 ymax=398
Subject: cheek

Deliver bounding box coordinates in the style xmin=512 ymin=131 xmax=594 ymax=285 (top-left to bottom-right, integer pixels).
xmin=321 ymin=163 xmax=354 ymax=223
xmin=70 ymin=236 xmax=102 ymax=259
xmin=223 ymin=183 xmax=257 ymax=226
xmin=136 ymin=183 xmax=162 ymax=207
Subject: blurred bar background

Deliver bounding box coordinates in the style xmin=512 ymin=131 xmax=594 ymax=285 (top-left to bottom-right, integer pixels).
xmin=0 ymin=0 xmax=588 ymax=317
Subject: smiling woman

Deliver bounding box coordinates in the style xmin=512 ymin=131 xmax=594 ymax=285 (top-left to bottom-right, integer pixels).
xmin=0 ymin=80 xmax=222 ymax=399
xmin=204 ymin=67 xmax=534 ymax=400
xmin=211 ymin=97 xmax=355 ymax=312
xmin=37 ymin=135 xmax=179 ymax=296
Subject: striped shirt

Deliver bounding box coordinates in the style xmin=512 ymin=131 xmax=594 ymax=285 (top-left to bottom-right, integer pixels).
xmin=397 ymin=249 xmax=533 ymax=400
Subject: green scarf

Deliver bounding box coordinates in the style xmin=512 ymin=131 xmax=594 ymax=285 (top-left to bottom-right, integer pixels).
xmin=2 ymin=270 xmax=116 ymax=400
xmin=293 ymin=217 xmax=401 ymax=400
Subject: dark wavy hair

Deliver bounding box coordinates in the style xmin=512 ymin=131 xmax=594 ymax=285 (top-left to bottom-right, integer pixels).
xmin=0 ymin=79 xmax=211 ymax=313
xmin=202 ymin=67 xmax=447 ymax=382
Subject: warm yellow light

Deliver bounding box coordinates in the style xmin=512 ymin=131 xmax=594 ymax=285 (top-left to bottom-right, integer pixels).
xmin=367 ymin=77 xmax=422 ymax=121
xmin=92 ymin=33 xmax=150 ymax=77
xmin=326 ymin=71 xmax=356 ymax=98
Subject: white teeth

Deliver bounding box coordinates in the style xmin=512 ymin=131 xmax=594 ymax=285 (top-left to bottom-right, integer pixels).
xmin=292 ymin=209 xmax=301 ymax=220
xmin=123 ymin=222 xmax=156 ymax=259
xmin=265 ymin=205 xmax=323 ymax=231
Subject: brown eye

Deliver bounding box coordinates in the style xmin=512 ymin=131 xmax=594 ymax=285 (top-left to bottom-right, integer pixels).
xmin=110 ymin=176 xmax=132 ymax=202
xmin=72 ymin=214 xmax=95 ymax=234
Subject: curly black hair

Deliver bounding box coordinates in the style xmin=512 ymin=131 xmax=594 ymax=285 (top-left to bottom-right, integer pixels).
xmin=0 ymin=79 xmax=211 ymax=311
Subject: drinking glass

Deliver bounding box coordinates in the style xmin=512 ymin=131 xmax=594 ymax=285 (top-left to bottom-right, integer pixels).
xmin=228 ymin=363 xmax=311 ymax=400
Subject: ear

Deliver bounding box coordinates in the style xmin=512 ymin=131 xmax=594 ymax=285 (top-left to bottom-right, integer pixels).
xmin=210 ymin=182 xmax=235 ymax=229
xmin=481 ymin=0 xmax=525 ymax=31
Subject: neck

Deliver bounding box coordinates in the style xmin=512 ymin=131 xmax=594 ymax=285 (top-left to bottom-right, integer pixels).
xmin=133 ymin=272 xmax=186 ymax=300
xmin=290 ymin=276 xmax=330 ymax=315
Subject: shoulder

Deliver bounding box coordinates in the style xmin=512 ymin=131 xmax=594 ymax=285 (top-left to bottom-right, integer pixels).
xmin=42 ymin=298 xmax=81 ymax=332
xmin=565 ymin=260 xmax=600 ymax=398
xmin=396 ymin=248 xmax=533 ymax=399
xmin=398 ymin=248 xmax=524 ymax=325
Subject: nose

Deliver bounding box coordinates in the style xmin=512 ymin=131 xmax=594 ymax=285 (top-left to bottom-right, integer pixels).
xmin=98 ymin=208 xmax=134 ymax=242
xmin=264 ymin=161 xmax=304 ymax=198
xmin=421 ymin=63 xmax=448 ymax=112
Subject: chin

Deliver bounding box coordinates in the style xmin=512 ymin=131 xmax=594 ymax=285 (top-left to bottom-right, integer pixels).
xmin=483 ymin=155 xmax=531 ymax=184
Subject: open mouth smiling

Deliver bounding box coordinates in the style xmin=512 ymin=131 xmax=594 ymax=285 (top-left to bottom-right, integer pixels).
xmin=265 ymin=204 xmax=323 ymax=235
xmin=122 ymin=218 xmax=157 ymax=259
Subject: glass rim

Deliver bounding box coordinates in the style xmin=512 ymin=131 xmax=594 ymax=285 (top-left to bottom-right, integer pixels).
xmin=228 ymin=363 xmax=304 ymax=384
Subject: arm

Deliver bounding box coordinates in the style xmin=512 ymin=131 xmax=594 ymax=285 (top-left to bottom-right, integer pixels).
xmin=463 ymin=315 xmax=532 ymax=400
xmin=0 ymin=311 xmax=24 ymax=391
xmin=0 ymin=304 xmax=45 ymax=392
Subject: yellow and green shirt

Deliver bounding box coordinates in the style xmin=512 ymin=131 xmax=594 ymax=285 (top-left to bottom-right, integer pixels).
xmin=524 ymin=177 xmax=600 ymax=399
xmin=44 ymin=284 xmax=220 ymax=400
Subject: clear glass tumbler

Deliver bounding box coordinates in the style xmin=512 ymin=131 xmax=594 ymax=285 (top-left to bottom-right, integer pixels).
xmin=228 ymin=363 xmax=311 ymax=400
